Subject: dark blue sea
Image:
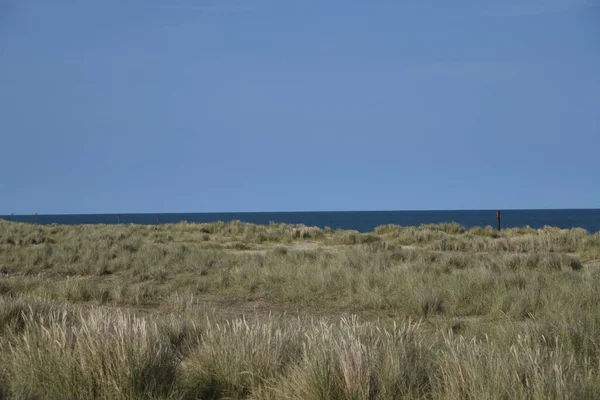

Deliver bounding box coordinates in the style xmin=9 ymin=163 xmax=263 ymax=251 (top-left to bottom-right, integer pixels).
xmin=1 ymin=210 xmax=600 ymax=233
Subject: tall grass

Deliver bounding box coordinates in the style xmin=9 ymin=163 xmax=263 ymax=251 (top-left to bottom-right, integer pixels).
xmin=0 ymin=304 xmax=177 ymax=399
xmin=1 ymin=300 xmax=600 ymax=399
xmin=0 ymin=220 xmax=599 ymax=398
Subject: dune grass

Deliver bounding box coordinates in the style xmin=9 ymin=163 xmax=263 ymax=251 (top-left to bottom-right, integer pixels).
xmin=0 ymin=219 xmax=599 ymax=399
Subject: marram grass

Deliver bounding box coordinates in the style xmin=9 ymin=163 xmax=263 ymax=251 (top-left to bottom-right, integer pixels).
xmin=0 ymin=219 xmax=599 ymax=399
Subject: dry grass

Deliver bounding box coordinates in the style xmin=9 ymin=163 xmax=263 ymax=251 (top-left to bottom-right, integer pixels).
xmin=0 ymin=219 xmax=600 ymax=399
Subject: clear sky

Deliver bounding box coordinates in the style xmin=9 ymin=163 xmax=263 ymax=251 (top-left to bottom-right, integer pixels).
xmin=1 ymin=0 xmax=599 ymax=214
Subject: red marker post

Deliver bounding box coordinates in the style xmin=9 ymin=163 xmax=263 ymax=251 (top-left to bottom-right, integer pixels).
xmin=497 ymin=211 xmax=501 ymax=231
xmin=117 ymin=213 xmax=121 ymax=224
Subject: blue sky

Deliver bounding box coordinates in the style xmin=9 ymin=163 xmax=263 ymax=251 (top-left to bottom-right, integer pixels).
xmin=1 ymin=0 xmax=599 ymax=214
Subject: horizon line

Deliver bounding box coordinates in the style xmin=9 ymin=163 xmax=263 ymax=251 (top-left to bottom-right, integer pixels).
xmin=2 ymin=207 xmax=599 ymax=217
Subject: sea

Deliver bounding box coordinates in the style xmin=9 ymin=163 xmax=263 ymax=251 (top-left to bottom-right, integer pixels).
xmin=1 ymin=209 xmax=600 ymax=233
